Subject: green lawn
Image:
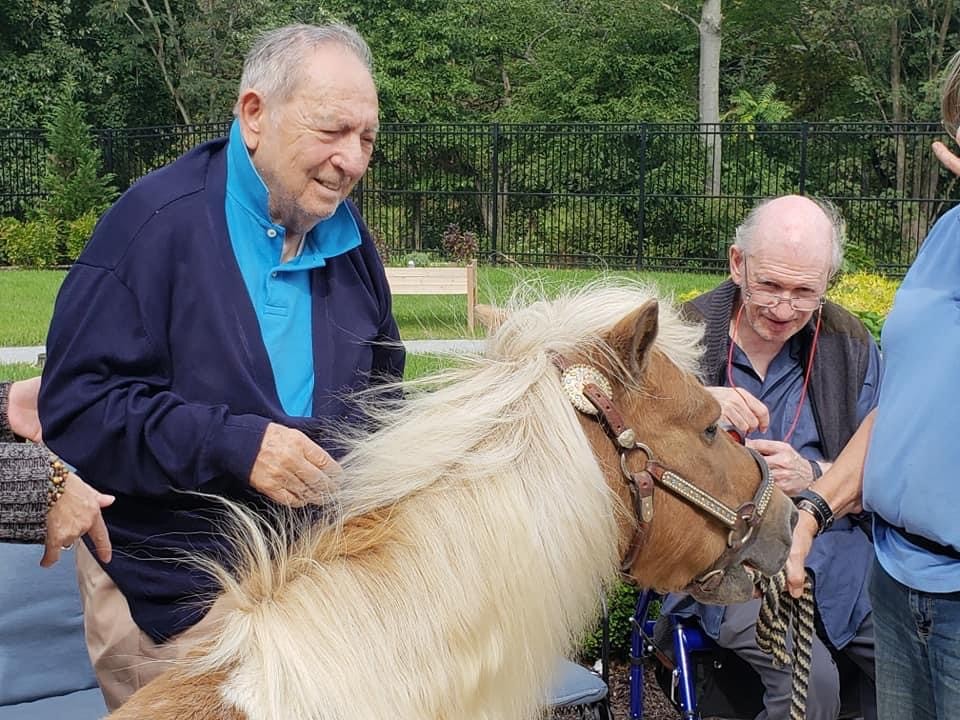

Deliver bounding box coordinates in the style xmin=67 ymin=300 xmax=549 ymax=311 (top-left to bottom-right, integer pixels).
xmin=0 ymin=266 xmax=725 ymax=380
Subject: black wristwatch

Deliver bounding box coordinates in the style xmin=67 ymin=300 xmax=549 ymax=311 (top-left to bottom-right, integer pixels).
xmin=794 ymin=488 xmax=834 ymax=536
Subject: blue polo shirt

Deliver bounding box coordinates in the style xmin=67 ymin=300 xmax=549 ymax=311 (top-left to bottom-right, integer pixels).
xmin=224 ymin=120 xmax=361 ymax=416
xmin=865 ymin=204 xmax=960 ymax=592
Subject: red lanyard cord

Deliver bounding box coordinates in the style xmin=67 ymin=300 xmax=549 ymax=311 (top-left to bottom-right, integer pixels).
xmin=726 ymin=303 xmax=822 ymax=444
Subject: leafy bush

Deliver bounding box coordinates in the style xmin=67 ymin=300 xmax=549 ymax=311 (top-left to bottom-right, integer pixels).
xmin=65 ymin=211 xmax=98 ymax=261
xmin=39 ymin=78 xmax=116 ymax=224
xmin=0 ymin=216 xmax=20 ymax=264
xmin=828 ymin=271 xmax=899 ymax=344
xmin=4 ymin=218 xmax=61 ymax=268
xmin=440 ymin=223 xmax=478 ymax=263
xmin=398 ymin=251 xmax=433 ymax=267
xmin=578 ymin=580 xmax=641 ymax=662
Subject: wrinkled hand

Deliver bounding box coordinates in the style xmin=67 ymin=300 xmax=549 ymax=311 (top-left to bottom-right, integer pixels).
xmin=7 ymin=377 xmax=42 ymax=443
xmin=705 ymin=386 xmax=769 ymax=436
xmin=43 ymin=473 xmax=114 ymax=568
xmin=747 ymin=438 xmax=815 ymax=496
xmin=249 ymin=423 xmax=342 ymax=507
xmin=786 ymin=511 xmax=819 ymax=598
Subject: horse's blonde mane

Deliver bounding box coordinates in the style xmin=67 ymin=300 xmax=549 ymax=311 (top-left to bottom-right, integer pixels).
xmin=188 ymin=280 xmax=705 ymax=720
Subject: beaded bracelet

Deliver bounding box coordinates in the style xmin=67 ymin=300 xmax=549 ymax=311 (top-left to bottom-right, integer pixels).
xmin=47 ymin=456 xmax=69 ymax=509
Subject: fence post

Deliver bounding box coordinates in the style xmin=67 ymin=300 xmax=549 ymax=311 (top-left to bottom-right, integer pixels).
xmin=489 ymin=123 xmax=500 ymax=264
xmin=798 ymin=122 xmax=808 ymax=195
xmin=635 ymin=124 xmax=648 ymax=272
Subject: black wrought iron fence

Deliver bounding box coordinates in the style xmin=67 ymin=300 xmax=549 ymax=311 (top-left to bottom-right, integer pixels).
xmin=2 ymin=121 xmax=957 ymax=273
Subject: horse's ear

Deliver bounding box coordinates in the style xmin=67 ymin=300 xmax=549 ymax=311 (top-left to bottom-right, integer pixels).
xmin=475 ymin=304 xmax=508 ymax=332
xmin=608 ymin=299 xmax=659 ymax=378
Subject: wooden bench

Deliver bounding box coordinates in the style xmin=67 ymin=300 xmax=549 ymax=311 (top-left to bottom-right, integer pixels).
xmin=384 ymin=260 xmax=478 ymax=332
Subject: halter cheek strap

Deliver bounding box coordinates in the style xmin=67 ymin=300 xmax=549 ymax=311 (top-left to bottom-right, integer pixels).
xmin=555 ymin=356 xmax=774 ymax=580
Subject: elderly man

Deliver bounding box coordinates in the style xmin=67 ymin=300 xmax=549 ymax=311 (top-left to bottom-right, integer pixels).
xmin=39 ymin=23 xmax=404 ymax=708
xmin=661 ymin=195 xmax=881 ymax=720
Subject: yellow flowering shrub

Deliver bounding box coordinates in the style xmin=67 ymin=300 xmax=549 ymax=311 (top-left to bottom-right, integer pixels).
xmin=827 ymin=272 xmax=899 ymax=317
xmin=827 ymin=272 xmax=900 ymax=344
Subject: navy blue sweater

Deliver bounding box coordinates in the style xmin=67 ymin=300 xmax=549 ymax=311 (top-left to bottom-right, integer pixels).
xmin=39 ymin=138 xmax=405 ymax=642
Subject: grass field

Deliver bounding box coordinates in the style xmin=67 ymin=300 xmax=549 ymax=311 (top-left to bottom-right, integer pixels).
xmin=0 ymin=266 xmax=725 ymax=379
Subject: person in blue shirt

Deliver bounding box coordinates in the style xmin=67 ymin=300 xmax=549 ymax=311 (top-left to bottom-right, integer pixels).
xmin=788 ymin=51 xmax=960 ymax=720
xmin=662 ymin=194 xmax=882 ymax=720
xmin=38 ymin=23 xmax=405 ymax=709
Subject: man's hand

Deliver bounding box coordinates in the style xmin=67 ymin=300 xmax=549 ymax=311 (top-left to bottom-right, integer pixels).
xmin=747 ymin=438 xmax=816 ymax=496
xmin=7 ymin=377 xmax=42 ymax=443
xmin=249 ymin=423 xmax=342 ymax=507
xmin=705 ymin=386 xmax=770 ymax=436
xmin=42 ymin=473 xmax=115 ymax=568
xmin=786 ymin=511 xmax=819 ymax=598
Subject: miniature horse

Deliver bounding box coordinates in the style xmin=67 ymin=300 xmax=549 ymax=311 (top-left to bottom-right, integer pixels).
xmin=109 ymin=282 xmax=795 ymax=720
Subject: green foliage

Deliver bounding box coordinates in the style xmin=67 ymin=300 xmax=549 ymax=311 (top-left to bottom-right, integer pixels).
xmin=399 ymin=251 xmax=434 ymax=267
xmin=578 ymin=580 xmax=640 ymax=661
xmin=723 ymin=83 xmax=793 ymax=126
xmin=65 ymin=211 xmax=99 ymax=261
xmin=827 ymin=271 xmax=899 ymax=344
xmin=3 ymin=218 xmax=61 ymax=268
xmin=39 ymin=79 xmax=116 ymax=224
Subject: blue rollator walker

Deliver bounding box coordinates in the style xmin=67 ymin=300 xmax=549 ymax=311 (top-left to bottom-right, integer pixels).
xmin=629 ymin=589 xmax=864 ymax=720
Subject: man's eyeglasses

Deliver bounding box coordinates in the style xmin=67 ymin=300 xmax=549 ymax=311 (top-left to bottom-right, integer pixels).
xmin=741 ymin=258 xmax=824 ymax=312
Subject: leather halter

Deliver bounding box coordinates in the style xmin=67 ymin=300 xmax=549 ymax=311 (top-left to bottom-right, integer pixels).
xmin=555 ymin=357 xmax=774 ymax=588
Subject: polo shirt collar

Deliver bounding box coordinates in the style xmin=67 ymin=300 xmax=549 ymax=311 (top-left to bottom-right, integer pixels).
xmin=225 ymin=119 xmax=361 ymax=267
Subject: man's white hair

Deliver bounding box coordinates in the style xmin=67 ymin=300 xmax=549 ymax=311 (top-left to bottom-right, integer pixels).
xmin=233 ymin=23 xmax=373 ymax=115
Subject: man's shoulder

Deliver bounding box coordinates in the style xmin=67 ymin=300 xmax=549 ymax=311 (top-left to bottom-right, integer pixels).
xmin=819 ymin=301 xmax=873 ymax=344
xmin=80 ymin=138 xmax=228 ymax=269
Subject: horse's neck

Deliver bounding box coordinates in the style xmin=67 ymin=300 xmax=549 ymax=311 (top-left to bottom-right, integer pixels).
xmin=212 ymin=456 xmax=621 ymax=720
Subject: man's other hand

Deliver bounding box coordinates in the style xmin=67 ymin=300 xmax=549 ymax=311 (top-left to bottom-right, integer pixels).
xmin=705 ymin=386 xmax=770 ymax=436
xmin=249 ymin=423 xmax=342 ymax=506
xmin=747 ymin=438 xmax=815 ymax=496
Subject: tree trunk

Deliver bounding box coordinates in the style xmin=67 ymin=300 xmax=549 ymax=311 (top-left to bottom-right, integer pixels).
xmin=699 ymin=0 xmax=722 ymax=196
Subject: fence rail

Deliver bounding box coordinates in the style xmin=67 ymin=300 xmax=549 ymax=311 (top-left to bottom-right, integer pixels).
xmin=2 ymin=121 xmax=957 ymax=274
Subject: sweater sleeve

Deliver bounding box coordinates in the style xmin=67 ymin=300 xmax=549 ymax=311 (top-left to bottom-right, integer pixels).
xmin=39 ymin=265 xmax=270 ymax=498
xmin=0 ymin=382 xmax=47 ymax=543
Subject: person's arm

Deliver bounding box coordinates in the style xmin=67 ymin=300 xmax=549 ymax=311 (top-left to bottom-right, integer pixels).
xmin=39 ymin=265 xmax=272 ymax=498
xmin=40 ymin=265 xmax=336 ymax=506
xmin=1 ymin=380 xmax=115 ymax=563
xmin=786 ymin=409 xmax=874 ymax=597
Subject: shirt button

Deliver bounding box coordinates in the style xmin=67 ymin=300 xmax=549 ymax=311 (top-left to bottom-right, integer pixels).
xmin=266 ymin=228 xmax=278 ymax=238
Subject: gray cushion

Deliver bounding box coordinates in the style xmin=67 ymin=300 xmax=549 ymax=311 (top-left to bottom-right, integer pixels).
xmin=0 ymin=544 xmax=99 ymax=706
xmin=547 ymin=658 xmax=608 ymax=707
xmin=0 ymin=688 xmax=106 ymax=719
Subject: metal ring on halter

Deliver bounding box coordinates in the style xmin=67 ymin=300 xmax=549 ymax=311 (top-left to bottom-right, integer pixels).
xmin=61 ymin=541 xmax=76 ymax=551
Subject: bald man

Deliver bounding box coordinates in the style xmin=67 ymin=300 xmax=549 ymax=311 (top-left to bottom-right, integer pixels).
xmin=661 ymin=196 xmax=881 ymax=720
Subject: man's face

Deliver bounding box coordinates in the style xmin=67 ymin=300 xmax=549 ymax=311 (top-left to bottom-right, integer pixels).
xmin=729 ymin=216 xmax=831 ymax=347
xmin=248 ymin=45 xmax=379 ymax=234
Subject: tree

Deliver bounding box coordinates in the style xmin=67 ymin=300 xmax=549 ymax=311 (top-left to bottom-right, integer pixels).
xmin=39 ymin=78 xmax=116 ymax=223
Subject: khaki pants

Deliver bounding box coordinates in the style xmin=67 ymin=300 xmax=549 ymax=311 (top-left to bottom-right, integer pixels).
xmin=75 ymin=543 xmax=227 ymax=711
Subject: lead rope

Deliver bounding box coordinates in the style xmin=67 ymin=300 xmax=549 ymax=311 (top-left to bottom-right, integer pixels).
xmin=756 ymin=569 xmax=816 ymax=720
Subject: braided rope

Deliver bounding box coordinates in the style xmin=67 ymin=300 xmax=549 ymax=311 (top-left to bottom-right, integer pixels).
xmin=756 ymin=569 xmax=816 ymax=720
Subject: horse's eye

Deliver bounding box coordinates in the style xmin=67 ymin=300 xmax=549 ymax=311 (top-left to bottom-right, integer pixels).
xmin=703 ymin=423 xmax=719 ymax=443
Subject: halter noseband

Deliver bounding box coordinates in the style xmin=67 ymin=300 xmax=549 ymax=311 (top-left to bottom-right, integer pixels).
xmin=555 ymin=357 xmax=774 ymax=590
